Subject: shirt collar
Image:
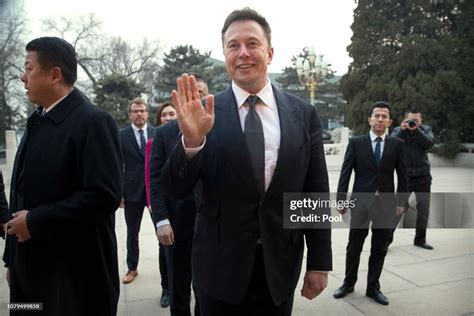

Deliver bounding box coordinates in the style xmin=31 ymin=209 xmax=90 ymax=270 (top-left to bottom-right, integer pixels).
xmin=36 ymin=88 xmax=73 ymax=114
xmin=132 ymin=123 xmax=148 ymax=133
xmin=370 ymin=129 xmax=387 ymax=141
xmin=232 ymin=79 xmax=274 ymax=109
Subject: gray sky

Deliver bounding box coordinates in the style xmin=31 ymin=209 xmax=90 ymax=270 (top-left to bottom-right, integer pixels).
xmin=22 ymin=0 xmax=357 ymax=75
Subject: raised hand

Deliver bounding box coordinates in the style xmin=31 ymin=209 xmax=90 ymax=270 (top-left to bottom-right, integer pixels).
xmin=171 ymin=74 xmax=215 ymax=148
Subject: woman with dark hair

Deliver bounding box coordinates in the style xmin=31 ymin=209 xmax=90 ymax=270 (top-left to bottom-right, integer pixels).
xmin=144 ymin=102 xmax=176 ymax=308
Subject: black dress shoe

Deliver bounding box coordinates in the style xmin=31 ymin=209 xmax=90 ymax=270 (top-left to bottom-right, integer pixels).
xmin=414 ymin=241 xmax=434 ymax=250
xmin=366 ymin=289 xmax=389 ymax=305
xmin=160 ymin=289 xmax=170 ymax=308
xmin=333 ymin=284 xmax=354 ymax=299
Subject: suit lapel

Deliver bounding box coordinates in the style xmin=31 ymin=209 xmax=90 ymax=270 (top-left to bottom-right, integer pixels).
xmin=213 ymin=87 xmax=256 ymax=192
xmin=363 ymin=134 xmax=378 ymax=170
xmin=127 ymin=126 xmax=143 ymax=158
xmin=265 ymin=87 xmax=301 ymax=193
xmin=380 ymin=135 xmax=394 ymax=167
xmin=147 ymin=126 xmax=154 ymax=140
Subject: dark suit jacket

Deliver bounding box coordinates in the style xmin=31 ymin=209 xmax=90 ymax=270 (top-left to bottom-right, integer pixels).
xmin=120 ymin=125 xmax=155 ymax=202
xmin=2 ymin=88 xmax=123 ymax=316
xmin=149 ymin=120 xmax=196 ymax=242
xmin=161 ymin=85 xmax=332 ymax=305
xmin=0 ymin=171 xmax=8 ymax=238
xmin=337 ymin=134 xmax=409 ymax=214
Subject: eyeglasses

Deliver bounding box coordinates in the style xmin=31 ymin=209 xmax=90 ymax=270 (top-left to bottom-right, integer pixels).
xmin=130 ymin=109 xmax=148 ymax=114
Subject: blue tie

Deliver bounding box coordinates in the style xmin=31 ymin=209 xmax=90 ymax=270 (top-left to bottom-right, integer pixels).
xmin=138 ymin=129 xmax=146 ymax=154
xmin=374 ymin=137 xmax=382 ymax=167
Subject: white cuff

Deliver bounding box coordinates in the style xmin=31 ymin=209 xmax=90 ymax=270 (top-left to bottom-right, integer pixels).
xmin=156 ymin=219 xmax=171 ymax=229
xmin=182 ymin=136 xmax=206 ymax=160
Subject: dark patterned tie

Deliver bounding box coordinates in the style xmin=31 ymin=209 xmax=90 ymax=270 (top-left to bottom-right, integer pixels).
xmin=138 ymin=129 xmax=146 ymax=154
xmin=374 ymin=137 xmax=382 ymax=167
xmin=244 ymin=95 xmax=265 ymax=197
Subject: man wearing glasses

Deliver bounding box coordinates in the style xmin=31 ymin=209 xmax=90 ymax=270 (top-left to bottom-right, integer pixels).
xmin=120 ymin=98 xmax=156 ymax=284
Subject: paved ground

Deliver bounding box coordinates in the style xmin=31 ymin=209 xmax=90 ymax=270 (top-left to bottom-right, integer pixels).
xmin=0 ymin=166 xmax=473 ymax=315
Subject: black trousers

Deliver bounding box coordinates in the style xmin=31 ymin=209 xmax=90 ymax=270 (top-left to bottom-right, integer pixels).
xmin=165 ymin=237 xmax=198 ymax=316
xmin=409 ymin=177 xmax=431 ymax=241
xmin=159 ymin=243 xmax=168 ymax=291
xmin=344 ymin=198 xmax=391 ymax=291
xmin=389 ymin=176 xmax=431 ymax=244
xmin=197 ymin=245 xmax=294 ymax=316
xmin=124 ymin=199 xmax=154 ymax=270
xmin=344 ymin=228 xmax=391 ymax=291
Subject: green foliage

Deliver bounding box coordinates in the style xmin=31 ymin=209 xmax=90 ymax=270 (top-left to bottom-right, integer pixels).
xmin=94 ymin=73 xmax=145 ymax=128
xmin=154 ymin=45 xmax=228 ymax=102
xmin=341 ymin=0 xmax=473 ymax=157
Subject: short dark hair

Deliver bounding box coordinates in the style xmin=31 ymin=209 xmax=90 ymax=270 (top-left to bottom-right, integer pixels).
xmin=155 ymin=102 xmax=175 ymax=126
xmin=128 ymin=98 xmax=148 ymax=112
xmin=26 ymin=37 xmax=77 ymax=86
xmin=369 ymin=101 xmax=391 ymax=118
xmin=221 ymin=7 xmax=272 ymax=47
xmin=406 ymin=107 xmax=422 ymax=117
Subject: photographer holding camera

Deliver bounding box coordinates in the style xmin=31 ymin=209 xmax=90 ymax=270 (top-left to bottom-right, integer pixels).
xmin=391 ymin=108 xmax=435 ymax=249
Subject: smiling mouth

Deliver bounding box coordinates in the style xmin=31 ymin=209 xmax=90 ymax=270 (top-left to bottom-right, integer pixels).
xmin=237 ymin=64 xmax=254 ymax=69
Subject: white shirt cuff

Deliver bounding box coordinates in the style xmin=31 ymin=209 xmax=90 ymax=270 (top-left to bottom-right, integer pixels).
xmin=156 ymin=219 xmax=171 ymax=229
xmin=182 ymin=136 xmax=206 ymax=160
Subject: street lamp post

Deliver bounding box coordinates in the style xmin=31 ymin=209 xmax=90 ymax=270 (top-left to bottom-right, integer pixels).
xmin=296 ymin=47 xmax=329 ymax=106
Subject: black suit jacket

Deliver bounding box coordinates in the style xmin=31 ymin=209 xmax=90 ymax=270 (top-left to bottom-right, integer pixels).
xmin=337 ymin=134 xmax=409 ymax=213
xmin=2 ymin=88 xmax=123 ymax=316
xmin=0 ymin=171 xmax=8 ymax=238
xmin=120 ymin=125 xmax=155 ymax=202
xmin=149 ymin=120 xmax=196 ymax=242
xmin=161 ymin=85 xmax=332 ymax=305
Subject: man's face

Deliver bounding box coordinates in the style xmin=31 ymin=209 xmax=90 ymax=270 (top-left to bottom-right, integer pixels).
xmin=128 ymin=103 xmax=148 ymax=128
xmin=406 ymin=113 xmax=422 ymax=127
xmin=196 ymin=81 xmax=209 ymax=100
xmin=21 ymin=51 xmax=53 ymax=106
xmin=368 ymin=107 xmax=392 ymax=135
xmin=223 ymin=20 xmax=273 ymax=94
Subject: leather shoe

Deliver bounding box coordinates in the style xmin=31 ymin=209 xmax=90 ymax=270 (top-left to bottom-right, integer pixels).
xmin=333 ymin=284 xmax=354 ymax=299
xmin=160 ymin=289 xmax=170 ymax=308
xmin=414 ymin=241 xmax=433 ymax=250
xmin=122 ymin=270 xmax=138 ymax=284
xmin=366 ymin=289 xmax=389 ymax=305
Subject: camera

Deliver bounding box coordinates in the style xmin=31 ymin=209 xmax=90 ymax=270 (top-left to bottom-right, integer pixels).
xmin=407 ymin=119 xmax=417 ymax=128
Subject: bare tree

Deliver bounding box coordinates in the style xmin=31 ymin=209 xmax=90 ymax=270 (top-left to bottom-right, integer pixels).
xmin=42 ymin=14 xmax=162 ymax=99
xmin=0 ymin=8 xmax=28 ymax=141
xmin=42 ymin=13 xmax=106 ymax=88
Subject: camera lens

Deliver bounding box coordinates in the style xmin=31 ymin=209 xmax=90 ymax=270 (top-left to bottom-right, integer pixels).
xmin=408 ymin=120 xmax=417 ymax=128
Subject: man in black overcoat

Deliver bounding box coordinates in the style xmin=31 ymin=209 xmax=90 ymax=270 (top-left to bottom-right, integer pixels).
xmin=3 ymin=37 xmax=122 ymax=316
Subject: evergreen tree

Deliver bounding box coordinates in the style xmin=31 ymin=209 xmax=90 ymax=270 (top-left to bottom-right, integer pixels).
xmin=154 ymin=45 xmax=227 ymax=102
xmin=341 ymin=0 xmax=472 ymax=157
xmin=94 ymin=73 xmax=145 ymax=128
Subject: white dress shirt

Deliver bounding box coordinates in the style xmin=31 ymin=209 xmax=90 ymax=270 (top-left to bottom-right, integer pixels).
xmin=369 ymin=129 xmax=387 ymax=157
xmin=131 ymin=123 xmax=148 ymax=148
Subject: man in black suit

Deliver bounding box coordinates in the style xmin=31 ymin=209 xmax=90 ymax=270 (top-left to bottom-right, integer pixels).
xmin=150 ymin=119 xmax=199 ymax=316
xmin=0 ymin=171 xmax=8 ymax=241
xmin=120 ymin=98 xmax=156 ymax=284
xmin=160 ymin=8 xmax=332 ymax=315
xmin=333 ymin=101 xmax=408 ymax=306
xmin=3 ymin=37 xmax=122 ymax=315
